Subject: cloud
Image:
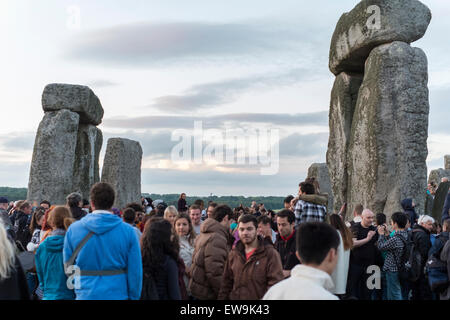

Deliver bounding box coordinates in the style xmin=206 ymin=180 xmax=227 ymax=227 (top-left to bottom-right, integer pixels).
xmin=279 ymin=132 xmax=329 ymax=157
xmin=149 ymin=68 xmax=324 ymax=112
xmin=87 ymin=80 xmax=118 ymax=88
xmin=102 ymin=111 xmax=329 ymax=130
xmin=0 ymin=132 xmax=35 ymax=151
xmin=64 ymin=21 xmax=306 ymax=67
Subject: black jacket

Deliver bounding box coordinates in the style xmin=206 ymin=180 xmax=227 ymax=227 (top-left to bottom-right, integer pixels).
xmin=177 ymin=199 xmax=187 ymax=212
xmin=151 ymin=255 xmax=181 ymax=300
xmin=412 ymin=224 xmax=431 ymax=270
xmin=274 ymin=230 xmax=300 ymax=271
xmin=10 ymin=211 xmax=31 ymax=250
xmin=70 ymin=206 xmax=87 ymax=221
xmin=402 ymin=198 xmax=418 ymax=225
xmin=0 ymin=257 xmax=30 ymax=300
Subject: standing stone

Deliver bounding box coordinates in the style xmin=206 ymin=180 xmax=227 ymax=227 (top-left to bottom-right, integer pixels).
xmin=42 ymin=84 xmax=104 ymax=125
xmin=72 ymin=125 xmax=103 ymax=200
xmin=327 ymin=72 xmax=363 ymax=215
xmin=101 ymin=138 xmax=142 ymax=210
xmin=428 ymin=156 xmax=450 ymax=184
xmin=28 ymin=110 xmax=80 ymax=205
xmin=329 ymin=0 xmax=431 ymax=75
xmin=307 ymin=163 xmax=334 ymax=213
xmin=347 ymin=41 xmax=429 ymax=217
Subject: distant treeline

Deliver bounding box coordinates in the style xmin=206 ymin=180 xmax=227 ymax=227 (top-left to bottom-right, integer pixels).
xmin=143 ymin=194 xmax=285 ymax=211
xmin=0 ymin=187 xmax=28 ymax=201
xmin=0 ymin=187 xmax=285 ymax=210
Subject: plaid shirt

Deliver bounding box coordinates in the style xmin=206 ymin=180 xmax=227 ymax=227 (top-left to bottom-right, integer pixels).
xmin=376 ymin=230 xmax=408 ymax=272
xmin=294 ymin=200 xmax=327 ymax=226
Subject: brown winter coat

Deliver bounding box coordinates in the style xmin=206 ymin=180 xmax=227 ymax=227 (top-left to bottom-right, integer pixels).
xmin=218 ymin=236 xmax=284 ymax=300
xmin=189 ymin=218 xmax=233 ymax=300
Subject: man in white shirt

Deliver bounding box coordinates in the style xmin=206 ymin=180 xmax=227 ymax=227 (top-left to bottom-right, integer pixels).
xmin=263 ymin=222 xmax=340 ymax=300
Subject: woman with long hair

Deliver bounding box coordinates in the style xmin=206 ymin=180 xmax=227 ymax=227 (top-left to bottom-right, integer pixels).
xmin=35 ymin=206 xmax=75 ymax=300
xmin=177 ymin=193 xmax=188 ymax=214
xmin=141 ymin=218 xmax=181 ymax=300
xmin=0 ymin=222 xmax=30 ymax=300
xmin=329 ymin=213 xmax=353 ymax=298
xmin=174 ymin=213 xmax=196 ymax=297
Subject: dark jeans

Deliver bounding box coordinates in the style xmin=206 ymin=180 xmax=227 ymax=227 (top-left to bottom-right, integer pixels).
xmin=347 ymin=263 xmax=373 ymax=300
xmin=411 ymin=273 xmax=432 ymax=300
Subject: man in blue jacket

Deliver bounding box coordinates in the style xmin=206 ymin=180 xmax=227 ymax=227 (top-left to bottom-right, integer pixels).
xmin=63 ymin=182 xmax=142 ymax=300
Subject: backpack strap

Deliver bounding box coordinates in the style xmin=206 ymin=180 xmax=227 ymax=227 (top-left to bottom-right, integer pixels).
xmin=65 ymin=231 xmax=127 ymax=276
xmin=65 ymin=231 xmax=94 ymax=269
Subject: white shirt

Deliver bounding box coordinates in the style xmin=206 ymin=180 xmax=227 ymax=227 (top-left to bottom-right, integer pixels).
xmin=331 ymin=230 xmax=350 ymax=294
xmin=263 ymin=264 xmax=339 ymax=300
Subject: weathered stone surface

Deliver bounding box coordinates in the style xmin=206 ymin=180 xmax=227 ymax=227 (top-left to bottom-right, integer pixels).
xmin=428 ymin=156 xmax=450 ymax=184
xmin=329 ymin=0 xmax=431 ymax=75
xmin=326 ymin=72 xmax=363 ymax=215
xmin=429 ymin=169 xmax=450 ymax=185
xmin=101 ymin=138 xmax=142 ymax=210
xmin=307 ymin=163 xmax=334 ymax=213
xmin=27 ymin=110 xmax=80 ymax=205
xmin=347 ymin=41 xmax=429 ymax=218
xmin=72 ymin=125 xmax=103 ymax=200
xmin=42 ymin=83 xmax=104 ymax=125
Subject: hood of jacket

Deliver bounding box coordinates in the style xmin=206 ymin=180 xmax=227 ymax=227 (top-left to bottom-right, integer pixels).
xmin=200 ymin=218 xmax=228 ymax=236
xmin=291 ymin=264 xmax=335 ymax=292
xmin=43 ymin=234 xmax=65 ymax=252
xmin=401 ymin=198 xmax=414 ymax=211
xmin=80 ymin=211 xmax=123 ymax=235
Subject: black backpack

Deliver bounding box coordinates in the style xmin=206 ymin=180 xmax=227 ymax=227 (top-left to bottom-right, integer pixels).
xmin=426 ymin=235 xmax=449 ymax=293
xmin=398 ymin=230 xmax=422 ymax=282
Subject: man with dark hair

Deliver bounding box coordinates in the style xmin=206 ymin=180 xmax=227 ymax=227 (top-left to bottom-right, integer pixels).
xmin=189 ymin=204 xmax=234 ymax=300
xmin=63 ymin=182 xmax=142 ymax=300
xmin=263 ymin=222 xmax=339 ymax=300
xmin=206 ymin=202 xmax=217 ymax=219
xmin=437 ymin=219 xmax=450 ymax=300
xmin=274 ymin=209 xmax=300 ymax=278
xmin=283 ymin=195 xmax=294 ymax=210
xmin=293 ymin=182 xmax=327 ymax=225
xmin=219 ymin=215 xmax=284 ymax=300
xmin=189 ymin=204 xmax=203 ymax=235
xmin=257 ymin=215 xmax=276 ymax=243
xmin=376 ymin=212 xmax=408 ymax=300
xmin=346 ymin=204 xmax=364 ymax=228
xmin=122 ymin=207 xmax=142 ymax=240
xmin=39 ymin=200 xmax=51 ymax=210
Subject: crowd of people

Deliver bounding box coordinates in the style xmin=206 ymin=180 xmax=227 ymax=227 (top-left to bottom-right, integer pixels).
xmin=0 ymin=176 xmax=449 ymax=301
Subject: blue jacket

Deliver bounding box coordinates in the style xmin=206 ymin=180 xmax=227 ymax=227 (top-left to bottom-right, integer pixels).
xmin=35 ymin=234 xmax=75 ymax=300
xmin=63 ymin=212 xmax=143 ymax=300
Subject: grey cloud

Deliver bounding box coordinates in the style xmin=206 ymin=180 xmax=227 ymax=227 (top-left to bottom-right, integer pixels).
xmin=64 ymin=21 xmax=307 ymax=67
xmin=0 ymin=132 xmax=35 ymax=151
xmin=150 ymin=68 xmax=323 ymax=112
xmin=279 ymin=132 xmax=329 ymax=157
xmin=429 ymin=87 xmax=450 ymax=135
xmin=102 ymin=111 xmax=329 ymax=130
xmin=87 ymin=80 xmax=118 ymax=88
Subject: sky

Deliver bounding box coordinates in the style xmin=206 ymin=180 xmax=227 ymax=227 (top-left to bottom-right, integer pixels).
xmin=0 ymin=0 xmax=449 ymax=197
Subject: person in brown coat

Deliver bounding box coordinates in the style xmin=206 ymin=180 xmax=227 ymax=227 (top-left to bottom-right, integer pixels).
xmin=218 ymin=214 xmax=284 ymax=300
xmin=189 ymin=205 xmax=234 ymax=300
